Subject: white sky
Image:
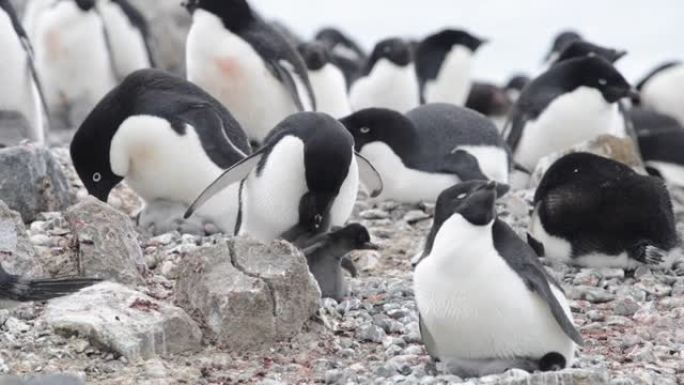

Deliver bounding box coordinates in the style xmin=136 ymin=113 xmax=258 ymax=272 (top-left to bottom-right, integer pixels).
xmin=251 ymin=0 xmax=684 ymax=84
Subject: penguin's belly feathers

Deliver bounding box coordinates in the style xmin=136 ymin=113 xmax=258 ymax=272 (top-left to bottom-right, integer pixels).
xmin=350 ymin=60 xmax=420 ymax=113
xmin=414 ymin=216 xmax=575 ymax=362
xmin=424 ymin=46 xmax=473 ymax=106
xmin=641 ymin=66 xmax=684 ymax=126
xmin=308 ymin=64 xmax=351 ymax=118
xmin=515 ymin=87 xmax=622 ymax=170
xmin=98 ymin=1 xmax=151 ymax=78
xmin=187 ymin=11 xmax=298 ymax=142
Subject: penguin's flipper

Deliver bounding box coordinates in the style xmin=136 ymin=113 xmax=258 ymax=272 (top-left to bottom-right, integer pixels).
xmin=340 ymin=255 xmax=358 ymax=278
xmin=355 ymin=152 xmax=383 ymax=198
xmin=441 ymin=149 xmax=488 ymax=181
xmin=527 ymin=233 xmax=546 ymax=257
xmin=419 ymin=314 xmax=440 ymax=360
xmin=492 ymin=220 xmax=584 ymax=346
xmin=185 ymin=150 xmax=264 ymax=219
xmin=4 ymin=277 xmax=102 ymax=302
xmin=266 ymin=60 xmax=306 ymax=111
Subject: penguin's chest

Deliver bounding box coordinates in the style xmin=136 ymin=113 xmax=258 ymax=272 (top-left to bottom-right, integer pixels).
xmin=97 ymin=2 xmax=152 ymax=78
xmin=424 ymin=47 xmax=473 ymax=106
xmin=308 ymin=64 xmax=351 ymax=118
xmin=350 ymin=61 xmax=419 ymax=113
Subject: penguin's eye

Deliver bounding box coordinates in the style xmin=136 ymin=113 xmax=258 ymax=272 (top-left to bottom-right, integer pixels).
xmin=456 ymin=193 xmax=467 ymax=200
xmin=360 ymin=127 xmax=371 ymax=134
xmin=598 ymin=78 xmax=607 ymax=86
xmin=573 ymin=168 xmax=579 ymax=174
xmin=92 ymin=172 xmax=102 ymax=183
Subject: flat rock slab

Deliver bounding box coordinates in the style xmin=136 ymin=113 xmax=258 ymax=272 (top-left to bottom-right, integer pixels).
xmin=65 ymin=197 xmax=145 ymax=285
xmin=43 ymin=282 xmax=202 ymax=362
xmin=0 ymin=145 xmax=73 ymax=223
xmin=0 ymin=374 xmax=84 ymax=385
xmin=0 ymin=201 xmax=43 ymax=277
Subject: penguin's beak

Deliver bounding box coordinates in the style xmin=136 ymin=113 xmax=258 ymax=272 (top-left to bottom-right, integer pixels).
xmin=360 ymin=241 xmax=380 ymax=251
xmin=613 ymin=50 xmax=628 ymax=61
xmin=628 ymin=88 xmax=641 ymax=103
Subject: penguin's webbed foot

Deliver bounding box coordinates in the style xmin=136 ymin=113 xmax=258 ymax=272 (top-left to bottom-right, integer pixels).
xmin=630 ymin=241 xmax=666 ymax=265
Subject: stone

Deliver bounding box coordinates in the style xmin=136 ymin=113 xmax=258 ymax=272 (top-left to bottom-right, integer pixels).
xmin=43 ymin=282 xmax=202 ymax=362
xmin=65 ymin=197 xmax=145 ymax=285
xmin=613 ymin=297 xmax=641 ymax=317
xmin=0 ymin=374 xmax=85 ymax=385
xmin=0 ymin=145 xmax=73 ymax=222
xmin=357 ymin=324 xmax=386 ymax=343
xmin=0 ymin=201 xmax=44 ymax=277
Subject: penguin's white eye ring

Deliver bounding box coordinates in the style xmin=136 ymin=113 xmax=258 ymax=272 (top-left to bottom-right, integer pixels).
xmin=457 ymin=193 xmax=467 ymax=200
xmin=92 ymin=172 xmax=102 ymax=183
xmin=360 ymin=127 xmax=371 ymax=134
xmin=598 ymin=78 xmax=607 ymax=86
xmin=573 ymin=168 xmax=579 ymax=173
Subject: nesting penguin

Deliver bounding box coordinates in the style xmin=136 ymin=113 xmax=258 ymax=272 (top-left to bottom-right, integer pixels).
xmin=349 ymin=37 xmax=419 ymax=113
xmin=185 ymin=0 xmax=315 ymax=143
xmin=504 ymin=56 xmax=637 ymax=171
xmin=630 ymin=108 xmax=684 ymax=186
xmin=0 ymin=0 xmax=47 ymax=146
xmin=637 ymin=62 xmax=684 ymax=126
xmin=70 ymin=69 xmax=251 ymax=235
xmin=299 ymin=223 xmax=377 ymax=301
xmin=185 ymin=112 xmax=383 ymax=243
xmin=298 ymin=42 xmax=352 ymax=118
xmin=341 ymin=103 xmax=511 ymax=203
xmin=528 ymin=153 xmax=679 ymax=269
xmin=415 ymin=29 xmax=486 ymax=106
xmin=414 ymin=180 xmax=583 ymax=377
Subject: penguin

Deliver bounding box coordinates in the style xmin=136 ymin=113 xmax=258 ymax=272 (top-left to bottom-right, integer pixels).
xmin=637 ymin=61 xmax=684 ymax=126
xmin=528 ymin=152 xmax=679 ymax=269
xmin=629 ymin=108 xmax=684 ymax=186
xmin=349 ymin=37 xmax=419 ymax=113
xmin=184 ymin=0 xmax=315 ymax=143
xmin=297 ymin=42 xmax=352 ymax=118
xmin=465 ymin=82 xmax=512 ymax=129
xmin=553 ymin=40 xmax=626 ymax=65
xmin=298 ymin=223 xmax=377 ymax=301
xmin=0 ymin=0 xmax=48 ymax=146
xmin=341 ymin=103 xmax=511 ymax=204
xmin=504 ymin=74 xmax=530 ymax=103
xmin=70 ymin=69 xmax=251 ymax=235
xmin=96 ymin=0 xmax=155 ymax=80
xmin=415 ymin=29 xmax=487 ymax=106
xmin=185 ymin=112 xmax=383 ymax=243
xmin=413 ymin=180 xmax=583 ymax=377
xmin=315 ymin=27 xmax=366 ymax=88
xmin=504 ymin=56 xmax=638 ymax=171
xmin=137 ymin=199 xmax=220 ymax=236
xmin=31 ymin=0 xmax=117 ymax=130
xmin=0 ymin=262 xmax=101 ymax=308
xmin=543 ymin=30 xmax=582 ymax=63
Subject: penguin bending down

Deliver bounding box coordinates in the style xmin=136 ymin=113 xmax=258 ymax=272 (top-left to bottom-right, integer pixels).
xmin=185 ymin=112 xmax=383 ymax=243
xmin=185 ymin=0 xmax=315 ymax=143
xmin=630 ymin=108 xmax=684 ymax=186
xmin=297 ymin=42 xmax=352 ymax=118
xmin=415 ymin=29 xmax=486 ymax=106
xmin=314 ymin=27 xmax=366 ymax=87
xmin=637 ymin=62 xmax=684 ymax=127
xmin=349 ymin=38 xmax=419 ymax=113
xmin=341 ymin=103 xmax=510 ymax=203
xmin=0 ymin=0 xmax=48 ymax=146
xmin=414 ymin=180 xmax=583 ymax=377
xmin=504 ymin=56 xmax=638 ymax=171
xmin=70 ymin=69 xmax=251 ymax=235
xmin=529 ymin=153 xmax=680 ymax=269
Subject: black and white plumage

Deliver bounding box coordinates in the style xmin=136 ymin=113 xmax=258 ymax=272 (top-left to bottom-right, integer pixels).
xmin=637 ymin=61 xmax=684 ymax=126
xmin=70 ymin=69 xmax=250 ymax=234
xmin=529 ymin=152 xmax=680 ymax=268
xmin=185 ymin=0 xmax=315 ymax=143
xmin=341 ymin=103 xmax=511 ymax=203
xmin=298 ymin=42 xmax=352 ymax=118
xmin=543 ymin=30 xmax=582 ymax=63
xmin=0 ymin=0 xmax=48 ymax=146
xmin=553 ymin=40 xmax=626 ymax=65
xmin=185 ymin=112 xmax=383 ymax=243
xmin=415 ymin=29 xmax=486 ymax=106
xmin=630 ymin=108 xmax=684 ymax=186
xmin=504 ymin=56 xmax=637 ymax=171
xmin=315 ymin=27 xmax=366 ymax=86
xmin=414 ymin=180 xmax=582 ymax=377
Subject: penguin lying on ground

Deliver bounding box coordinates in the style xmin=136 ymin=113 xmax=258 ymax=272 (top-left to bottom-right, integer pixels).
xmin=414 ymin=180 xmax=583 ymax=377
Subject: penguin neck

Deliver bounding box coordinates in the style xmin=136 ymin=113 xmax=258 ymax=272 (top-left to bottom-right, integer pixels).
xmin=427 ymin=215 xmax=495 ymax=273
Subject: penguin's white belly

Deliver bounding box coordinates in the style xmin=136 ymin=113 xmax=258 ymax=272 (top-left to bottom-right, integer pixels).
xmin=110 ymin=115 xmax=240 ymax=232
xmin=350 ymin=60 xmax=419 ymax=113
xmin=98 ymin=2 xmax=151 ymax=79
xmin=646 ymin=161 xmax=684 ymax=187
xmin=515 ymin=87 xmax=622 ymax=170
xmin=455 ymin=145 xmax=510 ymax=184
xmin=187 ymin=11 xmax=298 ymax=142
xmin=414 ymin=217 xmax=575 ymax=362
xmin=641 ymin=66 xmax=684 ymax=127
xmin=328 ymin=157 xmax=359 ymax=227
xmin=308 ymin=64 xmax=351 ymax=118
xmin=424 ymin=46 xmax=472 ymax=106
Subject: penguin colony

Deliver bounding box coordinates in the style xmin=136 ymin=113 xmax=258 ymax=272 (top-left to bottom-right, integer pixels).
xmin=1 ymin=0 xmax=683 ymax=379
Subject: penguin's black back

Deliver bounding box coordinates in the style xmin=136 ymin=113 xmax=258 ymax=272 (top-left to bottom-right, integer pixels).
xmin=630 ymin=108 xmax=684 ymax=166
xmin=636 ymin=61 xmax=681 ymax=91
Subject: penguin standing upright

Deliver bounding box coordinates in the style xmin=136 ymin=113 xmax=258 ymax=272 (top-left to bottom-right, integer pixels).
xmin=315 ymin=27 xmax=366 ymax=87
xmin=0 ymin=0 xmax=47 ymax=146
xmin=637 ymin=62 xmax=684 ymax=126
xmin=185 ymin=112 xmax=383 ymax=243
xmin=415 ymin=29 xmax=486 ymax=106
xmin=185 ymin=0 xmax=315 ymax=143
xmin=349 ymin=37 xmax=419 ymax=113
xmin=414 ymin=180 xmax=583 ymax=377
xmin=298 ymin=42 xmax=352 ymax=118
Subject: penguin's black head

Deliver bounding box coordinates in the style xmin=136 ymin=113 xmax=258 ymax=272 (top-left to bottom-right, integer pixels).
xmin=564 ymin=56 xmax=637 ymax=103
xmin=365 ymin=38 xmax=412 ymax=74
xmin=184 ymin=0 xmax=253 ymax=31
xmin=328 ymin=223 xmax=379 ymax=256
xmin=298 ymin=42 xmax=331 ymax=71
xmin=545 ymin=30 xmax=582 ymax=61
xmin=555 ymin=40 xmax=627 ymax=64
xmin=465 ymin=82 xmax=512 ymax=117
xmin=74 ymin=0 xmax=96 ymax=11
xmin=70 ymin=125 xmax=123 ymax=203
xmin=422 ymin=29 xmax=487 ymax=53
xmin=340 ymin=108 xmax=416 ymax=155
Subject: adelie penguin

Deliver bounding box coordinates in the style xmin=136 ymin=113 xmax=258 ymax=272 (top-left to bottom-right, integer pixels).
xmin=528 ymin=153 xmax=680 ymax=269
xmin=637 ymin=61 xmax=684 ymax=126
xmin=349 ymin=37 xmax=419 ymax=113
xmin=543 ymin=30 xmax=582 ymax=64
xmin=0 ymin=0 xmax=48 ymax=146
xmin=630 ymin=108 xmax=684 ymax=186
xmin=504 ymin=56 xmax=638 ymax=171
xmin=185 ymin=112 xmax=383 ymax=243
xmin=70 ymin=69 xmax=251 ymax=235
xmin=298 ymin=223 xmax=378 ymax=301
xmin=415 ymin=29 xmax=487 ymax=106
xmin=413 ymin=180 xmax=583 ymax=377
xmin=298 ymin=42 xmax=352 ymax=118
xmin=341 ymin=103 xmax=511 ymax=204
xmin=185 ymin=0 xmax=315 ymax=143
xmin=552 ymin=40 xmax=626 ymax=65
xmin=315 ymin=27 xmax=366 ymax=87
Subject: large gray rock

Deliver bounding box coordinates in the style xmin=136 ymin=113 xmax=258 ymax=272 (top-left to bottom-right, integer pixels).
xmin=65 ymin=197 xmax=145 ymax=285
xmin=0 ymin=145 xmax=73 ymax=222
xmin=0 ymin=374 xmax=84 ymax=385
xmin=0 ymin=201 xmax=43 ymax=277
xmin=175 ymin=237 xmax=320 ymax=350
xmin=43 ymin=282 xmax=202 ymax=362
